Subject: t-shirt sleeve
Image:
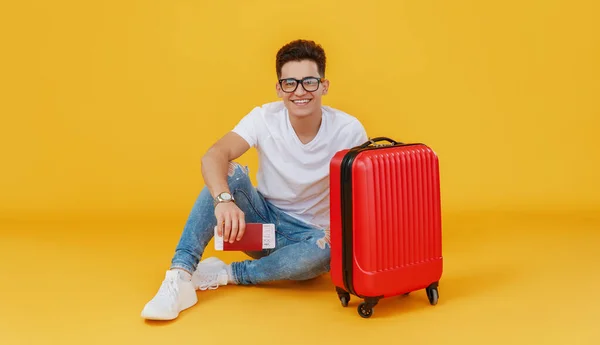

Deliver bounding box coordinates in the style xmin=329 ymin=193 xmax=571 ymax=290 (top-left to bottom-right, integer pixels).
xmin=351 ymin=119 xmax=369 ymax=147
xmin=231 ymin=107 xmax=262 ymax=148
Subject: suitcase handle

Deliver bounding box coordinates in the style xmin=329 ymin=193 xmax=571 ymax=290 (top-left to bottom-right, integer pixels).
xmin=359 ymin=137 xmax=403 ymax=148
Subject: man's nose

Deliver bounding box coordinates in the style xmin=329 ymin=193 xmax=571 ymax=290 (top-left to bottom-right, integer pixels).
xmin=294 ymin=83 xmax=307 ymax=96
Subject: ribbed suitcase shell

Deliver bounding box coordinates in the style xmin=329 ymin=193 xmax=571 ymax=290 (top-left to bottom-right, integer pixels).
xmin=330 ymin=140 xmax=443 ymax=315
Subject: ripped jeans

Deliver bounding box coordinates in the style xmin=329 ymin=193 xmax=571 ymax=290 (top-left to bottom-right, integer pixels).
xmin=170 ymin=162 xmax=331 ymax=285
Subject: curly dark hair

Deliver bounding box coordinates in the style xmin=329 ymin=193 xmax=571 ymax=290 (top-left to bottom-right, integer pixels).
xmin=276 ymin=39 xmax=326 ymax=79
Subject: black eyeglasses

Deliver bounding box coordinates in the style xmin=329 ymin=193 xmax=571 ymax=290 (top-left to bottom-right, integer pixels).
xmin=278 ymin=77 xmax=324 ymax=93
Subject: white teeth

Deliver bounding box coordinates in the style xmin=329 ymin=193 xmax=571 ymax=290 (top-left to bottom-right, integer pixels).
xmin=293 ymin=99 xmax=310 ymax=104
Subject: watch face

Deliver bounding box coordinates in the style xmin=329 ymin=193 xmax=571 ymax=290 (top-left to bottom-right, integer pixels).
xmin=220 ymin=193 xmax=232 ymax=201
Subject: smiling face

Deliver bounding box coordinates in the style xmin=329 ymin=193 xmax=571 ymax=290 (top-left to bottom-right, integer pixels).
xmin=276 ymin=60 xmax=329 ymax=119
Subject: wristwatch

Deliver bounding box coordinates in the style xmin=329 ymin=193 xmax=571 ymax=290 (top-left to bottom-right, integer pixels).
xmin=213 ymin=192 xmax=234 ymax=207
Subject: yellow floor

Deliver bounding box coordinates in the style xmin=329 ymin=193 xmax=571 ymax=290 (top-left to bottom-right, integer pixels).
xmin=1 ymin=210 xmax=598 ymax=345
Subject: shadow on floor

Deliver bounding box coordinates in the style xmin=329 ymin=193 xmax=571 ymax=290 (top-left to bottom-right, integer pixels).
xmin=340 ymin=264 xmax=520 ymax=319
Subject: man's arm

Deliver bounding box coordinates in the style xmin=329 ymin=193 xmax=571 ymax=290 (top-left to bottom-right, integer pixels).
xmin=201 ymin=131 xmax=250 ymax=198
xmin=201 ymin=131 xmax=251 ymax=243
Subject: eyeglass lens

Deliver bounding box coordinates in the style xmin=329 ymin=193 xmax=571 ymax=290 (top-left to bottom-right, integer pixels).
xmin=280 ymin=78 xmax=320 ymax=92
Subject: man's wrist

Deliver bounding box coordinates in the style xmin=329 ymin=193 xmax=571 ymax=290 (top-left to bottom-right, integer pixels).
xmin=209 ymin=184 xmax=230 ymax=198
xmin=213 ymin=191 xmax=235 ymax=206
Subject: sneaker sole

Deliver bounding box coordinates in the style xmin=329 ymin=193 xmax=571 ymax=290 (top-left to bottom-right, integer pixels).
xmin=141 ymin=295 xmax=198 ymax=321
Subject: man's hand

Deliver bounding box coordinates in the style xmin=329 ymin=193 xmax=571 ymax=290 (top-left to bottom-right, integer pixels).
xmin=215 ymin=202 xmax=246 ymax=243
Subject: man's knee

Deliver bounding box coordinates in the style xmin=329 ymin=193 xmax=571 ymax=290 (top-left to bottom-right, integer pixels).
xmin=312 ymin=229 xmax=332 ymax=274
xmin=295 ymin=239 xmax=331 ymax=279
xmin=295 ymin=251 xmax=330 ymax=280
xmin=227 ymin=161 xmax=248 ymax=177
xmin=226 ymin=161 xmax=250 ymax=188
xmin=316 ymin=226 xmax=330 ymax=250
xmin=315 ymin=246 xmax=331 ymax=271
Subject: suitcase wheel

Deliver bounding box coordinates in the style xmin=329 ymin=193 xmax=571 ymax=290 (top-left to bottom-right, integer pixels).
xmin=357 ymin=303 xmax=374 ymax=318
xmin=357 ymin=297 xmax=380 ymax=318
xmin=336 ymin=287 xmax=350 ymax=307
xmin=426 ymin=283 xmax=439 ymax=305
xmin=339 ymin=294 xmax=350 ymax=307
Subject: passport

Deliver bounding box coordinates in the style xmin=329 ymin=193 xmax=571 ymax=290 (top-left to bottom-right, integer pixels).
xmin=214 ymin=223 xmax=276 ymax=251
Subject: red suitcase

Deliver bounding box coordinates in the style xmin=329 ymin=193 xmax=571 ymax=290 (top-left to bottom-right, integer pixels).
xmin=329 ymin=137 xmax=443 ymax=318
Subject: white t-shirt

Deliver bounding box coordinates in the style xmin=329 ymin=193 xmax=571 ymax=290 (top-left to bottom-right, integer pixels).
xmin=232 ymin=101 xmax=368 ymax=229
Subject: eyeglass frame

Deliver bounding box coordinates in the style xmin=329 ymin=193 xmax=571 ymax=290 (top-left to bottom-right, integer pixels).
xmin=278 ymin=77 xmax=325 ymax=93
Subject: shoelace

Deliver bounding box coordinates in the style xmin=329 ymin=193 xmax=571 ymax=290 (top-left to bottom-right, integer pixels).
xmin=156 ymin=276 xmax=179 ymax=300
xmin=195 ymin=273 xmax=220 ymax=291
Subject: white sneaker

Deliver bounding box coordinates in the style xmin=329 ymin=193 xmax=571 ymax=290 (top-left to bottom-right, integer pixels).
xmin=141 ymin=270 xmax=198 ymax=320
xmin=192 ymin=257 xmax=229 ymax=290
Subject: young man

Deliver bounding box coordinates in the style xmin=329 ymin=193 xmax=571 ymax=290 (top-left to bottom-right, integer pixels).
xmin=141 ymin=39 xmax=368 ymax=320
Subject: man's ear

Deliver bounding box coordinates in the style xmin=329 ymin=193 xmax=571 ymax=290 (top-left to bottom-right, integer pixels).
xmin=322 ymin=79 xmax=330 ymax=95
xmin=275 ymin=83 xmax=283 ymax=98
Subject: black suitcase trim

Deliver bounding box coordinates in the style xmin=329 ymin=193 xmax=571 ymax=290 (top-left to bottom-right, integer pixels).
xmin=340 ymin=149 xmax=360 ymax=296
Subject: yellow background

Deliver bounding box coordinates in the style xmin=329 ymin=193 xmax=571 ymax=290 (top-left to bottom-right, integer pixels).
xmin=2 ymin=0 xmax=598 ymax=221
xmin=1 ymin=1 xmax=600 ymax=345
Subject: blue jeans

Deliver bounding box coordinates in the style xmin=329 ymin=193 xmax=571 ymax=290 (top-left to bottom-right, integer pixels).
xmin=170 ymin=162 xmax=331 ymax=285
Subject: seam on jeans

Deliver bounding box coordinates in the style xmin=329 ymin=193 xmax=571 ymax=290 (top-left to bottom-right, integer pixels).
xmin=274 ymin=229 xmax=304 ymax=243
xmin=233 ymin=188 xmax=269 ymax=223
xmin=230 ymin=262 xmax=241 ymax=285
xmin=273 ymin=223 xmax=314 ymax=243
